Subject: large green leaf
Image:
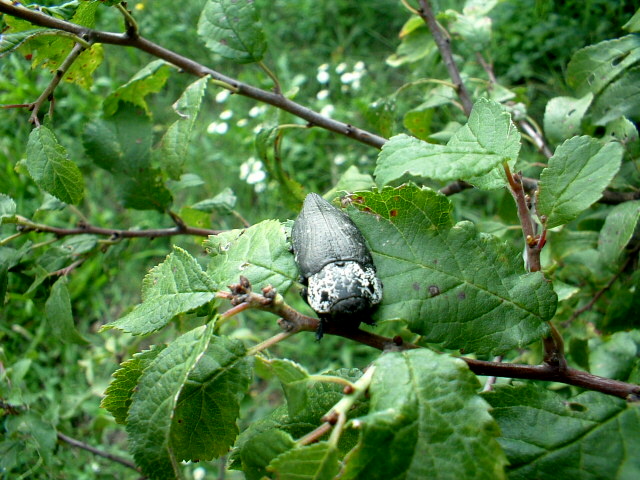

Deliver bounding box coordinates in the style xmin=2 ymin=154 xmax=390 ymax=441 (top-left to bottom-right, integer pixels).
xmin=159 ymin=76 xmax=208 ymax=179
xmin=537 ymin=136 xmax=624 ymax=229
xmin=126 ymin=324 xmax=214 ymax=480
xmin=102 ymin=247 xmax=217 ymax=335
xmin=484 ymin=384 xmax=640 ymax=480
xmin=350 ymin=186 xmax=554 ymax=355
xmin=567 ymin=34 xmax=640 ymax=96
xmin=268 ymin=442 xmax=341 ymax=480
xmin=543 ymin=93 xmax=593 ymax=144
xmin=598 ymin=200 xmax=640 ymax=266
xmin=591 ymin=68 xmax=640 ymax=125
xmin=100 ymin=345 xmax=166 ymax=424
xmin=83 ymin=102 xmax=172 ymax=211
xmin=0 ymin=29 xmax=55 ymax=58
xmin=342 ymin=349 xmax=507 ymax=480
xmin=375 ymin=98 xmax=520 ymax=188
xmin=198 ymin=0 xmax=267 ymax=63
xmin=170 ymin=335 xmax=253 ymax=461
xmin=26 ymin=126 xmax=84 ymax=205
xmin=103 ymin=60 xmax=172 ymax=116
xmin=44 ymin=277 xmax=89 ymax=345
xmin=206 ymin=220 xmax=298 ymax=293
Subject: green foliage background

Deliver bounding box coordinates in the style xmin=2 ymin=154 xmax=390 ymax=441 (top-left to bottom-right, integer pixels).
xmin=1 ymin=0 xmax=640 ymax=479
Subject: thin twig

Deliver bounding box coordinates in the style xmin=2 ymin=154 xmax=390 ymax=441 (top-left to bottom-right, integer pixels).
xmin=416 ymin=0 xmax=473 ymax=115
xmin=566 ymin=253 xmax=636 ymax=325
xmin=29 ymin=40 xmax=88 ymax=125
xmin=12 ymin=215 xmax=220 ymax=239
xmin=56 ymin=432 xmax=140 ymax=473
xmin=503 ymin=163 xmax=541 ymax=272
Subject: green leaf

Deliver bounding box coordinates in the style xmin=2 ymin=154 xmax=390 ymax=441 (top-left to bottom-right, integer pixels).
xmin=234 ymin=424 xmax=297 ymax=480
xmin=191 ymin=188 xmax=237 ymax=212
xmin=0 ymin=29 xmax=56 ymax=58
xmin=591 ymin=68 xmax=640 ymax=125
xmin=268 ymin=442 xmax=341 ymax=480
xmin=103 ymin=60 xmax=172 ymax=116
xmin=102 ymin=247 xmax=217 ymax=335
xmin=446 ymin=6 xmax=494 ymax=52
xmin=351 ymin=187 xmax=554 ymax=355
xmin=0 ymin=194 xmax=17 ymax=224
xmin=484 ymin=384 xmax=640 ymax=480
xmin=83 ymin=102 xmax=172 ymax=211
xmin=170 ymin=335 xmax=253 ymax=461
xmin=589 ymin=330 xmax=640 ymax=381
xmin=623 ymin=9 xmax=640 ymax=32
xmin=198 ymin=0 xmax=267 ymax=64
xmin=598 ymin=200 xmax=640 ymax=265
xmin=126 ymin=323 xmax=214 ymax=480
xmin=206 ymin=220 xmax=298 ymax=293
xmin=387 ymin=19 xmax=435 ymax=67
xmin=543 ymin=93 xmax=593 ymax=144
xmin=26 ymin=126 xmax=84 ymax=205
xmin=28 ymin=3 xmax=102 ymax=88
xmin=567 ymin=34 xmax=640 ymax=96
xmin=160 ymin=76 xmax=208 ymax=179
xmin=101 ymin=345 xmax=166 ymax=424
xmin=44 ymin=277 xmax=89 ymax=345
xmin=343 ymin=349 xmax=507 ymax=480
xmin=375 ymin=98 xmax=520 ymax=187
xmin=537 ymin=137 xmax=624 ymax=229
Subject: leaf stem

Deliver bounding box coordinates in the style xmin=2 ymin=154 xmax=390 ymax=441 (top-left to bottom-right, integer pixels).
xmin=258 ymin=60 xmax=282 ymax=94
xmin=415 ymin=0 xmax=473 ymax=115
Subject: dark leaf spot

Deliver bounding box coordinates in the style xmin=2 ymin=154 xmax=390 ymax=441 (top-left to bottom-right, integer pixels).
xmin=390 ymin=209 xmax=398 ymax=217
xmin=428 ymin=285 xmax=440 ymax=297
xmin=457 ymin=291 xmax=466 ymax=300
xmin=412 ymin=282 xmax=420 ymax=291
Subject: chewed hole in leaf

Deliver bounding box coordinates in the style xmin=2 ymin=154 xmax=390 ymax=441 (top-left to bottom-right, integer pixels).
xmin=565 ymin=401 xmax=588 ymax=412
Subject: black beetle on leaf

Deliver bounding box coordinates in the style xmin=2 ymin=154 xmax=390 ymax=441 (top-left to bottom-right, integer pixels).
xmin=292 ymin=193 xmax=383 ymax=339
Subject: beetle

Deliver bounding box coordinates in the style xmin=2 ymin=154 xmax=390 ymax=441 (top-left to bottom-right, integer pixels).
xmin=291 ymin=193 xmax=382 ymax=339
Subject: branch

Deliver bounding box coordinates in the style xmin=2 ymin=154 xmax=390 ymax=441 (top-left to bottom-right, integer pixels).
xmin=57 ymin=432 xmax=140 ymax=473
xmin=0 ymin=1 xmax=386 ymax=149
xmin=28 ymin=39 xmax=88 ymax=125
xmin=224 ymin=278 xmax=640 ymax=401
xmin=12 ymin=215 xmax=220 ymax=239
xmin=416 ymin=0 xmax=473 ymax=115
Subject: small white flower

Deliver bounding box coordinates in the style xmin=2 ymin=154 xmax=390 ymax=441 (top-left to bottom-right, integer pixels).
xmin=340 ymin=72 xmax=356 ymax=84
xmin=334 ymin=154 xmax=346 ymax=166
xmin=335 ymin=62 xmax=347 ymax=74
xmin=240 ymin=157 xmax=266 ymax=185
xmin=316 ymin=70 xmax=330 ymax=84
xmin=236 ymin=118 xmax=249 ymax=127
xmin=320 ymin=104 xmax=335 ymax=117
xmin=193 ymin=467 xmax=206 ymax=480
xmin=219 ymin=109 xmax=233 ymax=120
xmin=318 ymin=63 xmax=329 ymax=71
xmin=207 ymin=121 xmax=228 ymax=134
xmin=316 ymin=89 xmax=330 ymax=100
xmin=215 ymin=89 xmax=231 ymax=103
xmin=354 ymin=61 xmax=366 ymax=72
xmin=249 ymin=105 xmax=266 ymax=117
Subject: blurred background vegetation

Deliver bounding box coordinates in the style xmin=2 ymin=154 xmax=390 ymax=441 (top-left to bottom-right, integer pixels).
xmin=1 ymin=0 xmax=638 ymax=477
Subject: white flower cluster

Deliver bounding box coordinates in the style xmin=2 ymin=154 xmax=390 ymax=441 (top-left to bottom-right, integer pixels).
xmin=239 ymin=157 xmax=267 ymax=192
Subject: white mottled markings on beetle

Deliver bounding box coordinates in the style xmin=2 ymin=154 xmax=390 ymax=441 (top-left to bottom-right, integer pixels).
xmin=307 ymin=261 xmax=383 ymax=313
